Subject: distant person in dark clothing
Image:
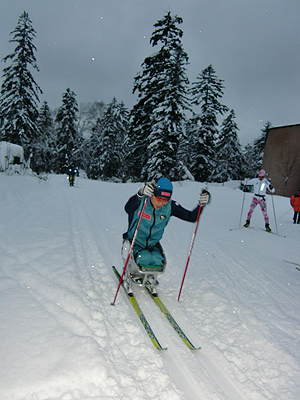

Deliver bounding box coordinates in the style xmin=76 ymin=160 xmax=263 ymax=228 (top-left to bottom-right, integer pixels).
xmin=68 ymin=166 xmax=77 ymax=186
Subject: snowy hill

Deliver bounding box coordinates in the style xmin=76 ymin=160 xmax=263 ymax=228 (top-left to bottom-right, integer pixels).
xmin=0 ymin=173 xmax=299 ymax=400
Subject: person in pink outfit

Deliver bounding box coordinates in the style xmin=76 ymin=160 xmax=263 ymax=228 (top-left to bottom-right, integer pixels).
xmin=244 ymin=169 xmax=275 ymax=232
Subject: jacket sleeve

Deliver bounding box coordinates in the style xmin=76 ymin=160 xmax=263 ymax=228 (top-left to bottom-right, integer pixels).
xmin=171 ymin=200 xmax=202 ymax=222
xmin=291 ymin=195 xmax=295 ymax=207
xmin=267 ymin=181 xmax=275 ymax=193
xmin=124 ymin=194 xmax=142 ymax=228
xmin=246 ymin=178 xmax=255 ymax=186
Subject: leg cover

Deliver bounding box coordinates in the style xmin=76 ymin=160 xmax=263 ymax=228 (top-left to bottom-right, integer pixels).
xmin=247 ymin=198 xmax=259 ymax=220
xmin=136 ymin=248 xmax=164 ymax=267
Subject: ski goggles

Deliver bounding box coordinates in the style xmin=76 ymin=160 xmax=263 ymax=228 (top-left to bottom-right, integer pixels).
xmin=154 ymin=195 xmax=170 ymax=203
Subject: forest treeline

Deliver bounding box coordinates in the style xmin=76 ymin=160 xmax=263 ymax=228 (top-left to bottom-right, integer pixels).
xmin=0 ymin=11 xmax=270 ymax=182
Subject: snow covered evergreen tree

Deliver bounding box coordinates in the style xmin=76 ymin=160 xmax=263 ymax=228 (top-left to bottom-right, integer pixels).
xmin=77 ymin=101 xmax=106 ymax=172
xmin=77 ymin=101 xmax=106 ymax=140
xmin=213 ymin=109 xmax=245 ymax=182
xmin=85 ymin=118 xmax=104 ymax=180
xmin=244 ymin=121 xmax=272 ymax=177
xmin=175 ymin=118 xmax=198 ymax=181
xmin=181 ymin=116 xmax=198 ymax=169
xmin=189 ymin=65 xmax=229 ymax=182
xmin=128 ymin=12 xmax=190 ymax=181
xmin=87 ymin=98 xmax=129 ymax=180
xmin=54 ymin=88 xmax=81 ymax=173
xmin=243 ymin=143 xmax=258 ymax=178
xmin=34 ymin=101 xmax=55 ymax=172
xmin=253 ymin=121 xmax=271 ymax=159
xmin=0 ymin=11 xmax=42 ymax=157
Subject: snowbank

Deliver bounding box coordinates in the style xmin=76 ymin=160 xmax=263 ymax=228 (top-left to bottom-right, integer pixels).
xmin=0 ymin=173 xmax=299 ymax=399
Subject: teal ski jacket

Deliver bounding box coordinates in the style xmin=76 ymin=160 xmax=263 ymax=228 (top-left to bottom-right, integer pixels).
xmin=124 ymin=194 xmax=201 ymax=252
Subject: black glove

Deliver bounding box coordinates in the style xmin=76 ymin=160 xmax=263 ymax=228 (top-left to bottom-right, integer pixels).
xmin=198 ymin=188 xmax=211 ymax=205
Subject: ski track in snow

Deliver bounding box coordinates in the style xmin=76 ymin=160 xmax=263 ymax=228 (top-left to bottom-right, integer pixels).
xmin=65 ymin=183 xmax=238 ymax=399
xmin=132 ymin=286 xmax=244 ymax=400
xmin=1 ymin=174 xmax=300 ymax=399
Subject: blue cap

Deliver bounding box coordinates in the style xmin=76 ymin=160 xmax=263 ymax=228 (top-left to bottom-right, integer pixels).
xmin=154 ymin=177 xmax=173 ymax=199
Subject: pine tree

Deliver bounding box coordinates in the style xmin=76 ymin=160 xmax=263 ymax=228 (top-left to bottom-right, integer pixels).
xmin=87 ymin=98 xmax=129 ymax=180
xmin=176 ymin=120 xmax=195 ymax=180
xmin=243 ymin=144 xmax=257 ymax=178
xmin=85 ymin=117 xmax=104 ymax=180
xmin=77 ymin=102 xmax=106 ymax=172
xmin=253 ymin=121 xmax=271 ymax=160
xmin=189 ymin=65 xmax=229 ymax=181
xmin=213 ymin=109 xmax=245 ymax=182
xmin=34 ymin=101 xmax=55 ymax=172
xmin=128 ymin=12 xmax=190 ymax=181
xmin=54 ymin=88 xmax=81 ymax=173
xmin=0 ymin=11 xmax=42 ymax=156
xmin=77 ymin=101 xmax=106 ymax=139
xmin=244 ymin=121 xmax=272 ymax=177
xmin=182 ymin=116 xmax=198 ymax=169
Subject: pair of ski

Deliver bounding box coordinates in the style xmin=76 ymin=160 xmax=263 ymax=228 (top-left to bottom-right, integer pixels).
xmin=230 ymin=226 xmax=284 ymax=237
xmin=112 ymin=266 xmax=200 ymax=351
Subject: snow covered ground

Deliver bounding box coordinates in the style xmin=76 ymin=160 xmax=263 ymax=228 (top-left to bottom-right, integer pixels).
xmin=0 ymin=172 xmax=299 ymax=400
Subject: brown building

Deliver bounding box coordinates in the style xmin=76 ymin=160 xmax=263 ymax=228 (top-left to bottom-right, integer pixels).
xmin=262 ymin=123 xmax=300 ymax=197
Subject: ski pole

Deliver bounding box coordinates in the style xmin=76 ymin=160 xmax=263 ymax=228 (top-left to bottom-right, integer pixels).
xmin=111 ymin=197 xmax=148 ymax=306
xmin=239 ymin=179 xmax=247 ymax=227
xmin=271 ymin=194 xmax=278 ymax=235
xmin=278 ymin=208 xmax=292 ymax=220
xmin=178 ymin=204 xmax=202 ymax=302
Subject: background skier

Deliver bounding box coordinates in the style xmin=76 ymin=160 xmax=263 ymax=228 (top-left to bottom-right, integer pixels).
xmin=68 ymin=165 xmax=77 ymax=186
xmin=244 ymin=169 xmax=275 ymax=232
xmin=290 ymin=189 xmax=300 ymax=224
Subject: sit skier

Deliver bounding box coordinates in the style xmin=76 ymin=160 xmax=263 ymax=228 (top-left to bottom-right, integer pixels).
xmin=122 ymin=177 xmax=210 ymax=293
xmin=244 ymin=169 xmax=275 ymax=232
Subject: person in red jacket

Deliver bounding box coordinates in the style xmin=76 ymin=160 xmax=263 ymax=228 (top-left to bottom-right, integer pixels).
xmin=290 ymin=189 xmax=300 ymax=224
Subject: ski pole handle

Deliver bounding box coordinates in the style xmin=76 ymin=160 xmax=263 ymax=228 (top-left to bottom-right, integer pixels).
xmin=111 ymin=197 xmax=148 ymax=306
xmin=178 ymin=204 xmax=202 ymax=302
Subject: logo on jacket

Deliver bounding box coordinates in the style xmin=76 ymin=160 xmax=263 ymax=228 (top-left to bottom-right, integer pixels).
xmin=138 ymin=211 xmax=151 ymax=220
xmin=160 ymin=215 xmax=166 ymax=220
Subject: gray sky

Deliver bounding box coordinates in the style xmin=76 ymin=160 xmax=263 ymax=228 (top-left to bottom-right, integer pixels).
xmin=1 ymin=0 xmax=300 ymax=145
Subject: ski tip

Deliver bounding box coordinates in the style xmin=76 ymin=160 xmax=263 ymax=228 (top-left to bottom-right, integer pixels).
xmin=190 ymin=346 xmax=201 ymax=351
xmin=157 ymin=345 xmax=168 ymax=351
